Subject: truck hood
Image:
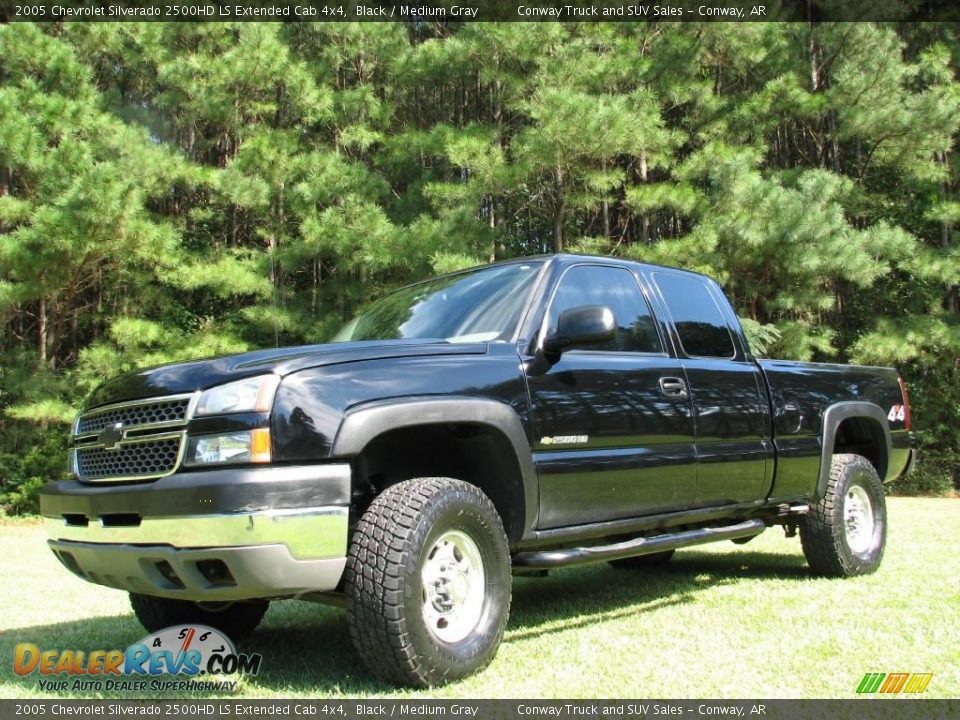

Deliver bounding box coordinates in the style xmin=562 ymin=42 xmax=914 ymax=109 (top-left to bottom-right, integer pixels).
xmin=86 ymin=339 xmax=488 ymax=408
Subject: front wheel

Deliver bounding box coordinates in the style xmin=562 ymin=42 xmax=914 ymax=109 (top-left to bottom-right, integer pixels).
xmin=800 ymin=453 xmax=887 ymax=577
xmin=345 ymin=478 xmax=511 ymax=687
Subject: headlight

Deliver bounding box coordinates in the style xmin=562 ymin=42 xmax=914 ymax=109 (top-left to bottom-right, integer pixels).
xmin=195 ymin=375 xmax=280 ymax=417
xmin=185 ymin=429 xmax=271 ymax=466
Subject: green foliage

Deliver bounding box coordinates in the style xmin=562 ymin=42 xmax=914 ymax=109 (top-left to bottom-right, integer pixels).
xmin=738 ymin=319 xmax=783 ymax=358
xmin=1 ymin=21 xmax=959 ymax=503
xmin=5 ymin=399 xmax=75 ymax=425
xmin=888 ymin=450 xmax=955 ymax=497
xmin=430 ymin=253 xmax=486 ymax=275
xmin=0 ymin=422 xmax=69 ymax=515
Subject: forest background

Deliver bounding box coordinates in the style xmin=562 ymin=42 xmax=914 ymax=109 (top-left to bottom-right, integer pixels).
xmin=1 ymin=20 xmax=958 ymax=512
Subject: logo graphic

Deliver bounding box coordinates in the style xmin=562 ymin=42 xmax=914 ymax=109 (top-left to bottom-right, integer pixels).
xmin=14 ymin=625 xmax=262 ymax=693
xmin=887 ymin=404 xmax=907 ymax=423
xmin=857 ymin=672 xmax=933 ymax=694
xmin=540 ymin=435 xmax=589 ymax=446
xmin=98 ymin=421 xmax=125 ymax=450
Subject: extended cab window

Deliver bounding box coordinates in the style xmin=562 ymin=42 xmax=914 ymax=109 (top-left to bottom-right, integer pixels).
xmin=653 ymin=272 xmax=736 ymax=358
xmin=547 ymin=266 xmax=662 ymax=353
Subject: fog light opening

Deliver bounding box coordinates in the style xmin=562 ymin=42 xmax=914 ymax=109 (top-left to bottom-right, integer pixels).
xmin=155 ymin=560 xmax=185 ymax=589
xmin=196 ymin=559 xmax=237 ymax=587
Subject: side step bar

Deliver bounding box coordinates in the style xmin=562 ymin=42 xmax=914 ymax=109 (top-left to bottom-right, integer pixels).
xmin=512 ymin=519 xmax=767 ymax=569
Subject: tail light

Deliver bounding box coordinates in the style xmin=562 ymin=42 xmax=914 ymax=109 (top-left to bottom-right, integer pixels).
xmin=897 ymin=376 xmax=912 ymax=430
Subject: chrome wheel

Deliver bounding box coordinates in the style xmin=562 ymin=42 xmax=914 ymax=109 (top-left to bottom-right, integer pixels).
xmin=844 ymin=484 xmax=875 ymax=554
xmin=421 ymin=530 xmax=485 ymax=643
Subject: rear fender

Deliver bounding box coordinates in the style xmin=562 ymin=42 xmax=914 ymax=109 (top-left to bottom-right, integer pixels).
xmin=816 ymin=401 xmax=892 ymax=499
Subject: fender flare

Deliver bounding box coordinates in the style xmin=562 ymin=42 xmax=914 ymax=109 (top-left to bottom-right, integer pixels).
xmin=816 ymin=401 xmax=892 ymax=499
xmin=332 ymin=396 xmax=539 ymax=537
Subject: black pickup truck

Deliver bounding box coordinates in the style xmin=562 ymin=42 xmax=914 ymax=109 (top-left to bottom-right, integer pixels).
xmin=40 ymin=254 xmax=912 ymax=687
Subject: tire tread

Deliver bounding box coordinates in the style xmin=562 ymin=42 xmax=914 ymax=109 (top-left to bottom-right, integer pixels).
xmin=801 ymin=453 xmax=885 ymax=577
xmin=345 ymin=477 xmax=509 ymax=687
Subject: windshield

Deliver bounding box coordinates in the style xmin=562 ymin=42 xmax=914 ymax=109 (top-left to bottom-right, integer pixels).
xmin=334 ymin=262 xmax=543 ymax=343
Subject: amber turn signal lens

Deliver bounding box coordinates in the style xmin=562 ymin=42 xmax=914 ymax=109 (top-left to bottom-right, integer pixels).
xmin=250 ymin=428 xmax=271 ymax=463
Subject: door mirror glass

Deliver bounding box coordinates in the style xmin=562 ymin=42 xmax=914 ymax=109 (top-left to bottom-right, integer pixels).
xmin=543 ymin=305 xmax=617 ymax=355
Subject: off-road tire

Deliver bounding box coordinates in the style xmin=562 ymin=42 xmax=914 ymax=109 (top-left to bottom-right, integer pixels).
xmin=608 ymin=550 xmax=676 ymax=569
xmin=801 ymin=453 xmax=887 ymax=577
xmin=345 ymin=477 xmax=511 ymax=687
xmin=129 ymin=594 xmax=268 ymax=636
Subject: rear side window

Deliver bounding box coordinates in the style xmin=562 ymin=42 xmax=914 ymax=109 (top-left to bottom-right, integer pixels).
xmin=547 ymin=265 xmax=662 ymax=353
xmin=653 ymin=273 xmax=736 ymax=358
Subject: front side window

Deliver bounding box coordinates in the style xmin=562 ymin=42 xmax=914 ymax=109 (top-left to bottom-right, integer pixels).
xmin=335 ymin=262 xmax=543 ymax=343
xmin=546 ymin=265 xmax=662 ymax=353
xmin=653 ymin=272 xmax=736 ymax=358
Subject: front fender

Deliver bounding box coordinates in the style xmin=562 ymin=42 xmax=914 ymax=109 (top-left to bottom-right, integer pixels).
xmin=333 ymin=396 xmax=539 ymax=537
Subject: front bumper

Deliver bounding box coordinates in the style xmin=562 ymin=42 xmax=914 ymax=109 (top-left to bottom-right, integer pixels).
xmin=40 ymin=464 xmax=351 ymax=601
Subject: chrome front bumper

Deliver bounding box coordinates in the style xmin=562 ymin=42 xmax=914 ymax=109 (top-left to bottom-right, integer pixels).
xmin=40 ymin=464 xmax=351 ymax=601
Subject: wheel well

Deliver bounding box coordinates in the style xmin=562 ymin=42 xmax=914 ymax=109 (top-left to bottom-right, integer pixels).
xmin=833 ymin=416 xmax=888 ymax=480
xmin=351 ymin=423 xmax=527 ymax=542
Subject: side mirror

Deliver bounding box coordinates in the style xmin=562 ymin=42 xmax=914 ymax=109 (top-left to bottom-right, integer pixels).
xmin=543 ymin=305 xmax=617 ymax=355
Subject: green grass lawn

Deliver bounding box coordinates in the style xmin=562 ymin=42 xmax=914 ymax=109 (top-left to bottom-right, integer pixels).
xmin=2 ymin=498 xmax=957 ymax=699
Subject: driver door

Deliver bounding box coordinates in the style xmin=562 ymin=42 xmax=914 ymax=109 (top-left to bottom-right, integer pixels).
xmin=525 ymin=264 xmax=698 ymax=529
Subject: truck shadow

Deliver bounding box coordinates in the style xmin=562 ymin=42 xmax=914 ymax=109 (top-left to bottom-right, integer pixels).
xmin=504 ymin=548 xmax=808 ymax=642
xmin=0 ymin=550 xmax=808 ymax=696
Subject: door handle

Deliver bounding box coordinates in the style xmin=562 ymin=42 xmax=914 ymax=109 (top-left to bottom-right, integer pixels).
xmin=659 ymin=377 xmax=688 ymax=398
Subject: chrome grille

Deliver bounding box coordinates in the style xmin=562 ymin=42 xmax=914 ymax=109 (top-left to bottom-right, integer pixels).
xmin=76 ymin=438 xmax=181 ymax=480
xmin=76 ymin=398 xmax=191 ymax=435
xmin=72 ymin=393 xmax=196 ymax=482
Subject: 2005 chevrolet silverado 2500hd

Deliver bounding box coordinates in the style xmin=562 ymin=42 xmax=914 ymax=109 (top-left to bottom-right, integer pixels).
xmin=40 ymin=254 xmax=913 ymax=686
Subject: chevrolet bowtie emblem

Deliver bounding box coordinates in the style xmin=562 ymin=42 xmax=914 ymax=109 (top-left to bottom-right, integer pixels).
xmin=98 ymin=421 xmax=124 ymax=450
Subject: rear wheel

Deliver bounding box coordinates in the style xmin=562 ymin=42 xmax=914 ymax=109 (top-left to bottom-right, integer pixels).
xmin=801 ymin=453 xmax=887 ymax=577
xmin=129 ymin=594 xmax=268 ymax=636
xmin=345 ymin=477 xmax=511 ymax=687
xmin=609 ymin=550 xmax=675 ymax=569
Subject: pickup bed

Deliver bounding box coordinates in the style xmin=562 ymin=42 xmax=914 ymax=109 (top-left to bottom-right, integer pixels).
xmin=40 ymin=254 xmax=912 ymax=687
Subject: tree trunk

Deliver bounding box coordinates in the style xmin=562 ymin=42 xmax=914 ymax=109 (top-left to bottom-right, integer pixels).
xmin=808 ymin=2 xmax=821 ymax=93
xmin=276 ymin=185 xmax=284 ymax=298
xmin=267 ymin=235 xmax=277 ymax=285
xmin=939 ymin=151 xmax=959 ymax=314
xmin=808 ymin=2 xmax=828 ymax=169
xmin=230 ymin=204 xmax=238 ymax=247
xmin=553 ymin=167 xmax=565 ymax=253
xmin=640 ymin=151 xmax=651 ymax=245
xmin=38 ymin=296 xmax=47 ymax=367
xmin=602 ymin=157 xmax=611 ymax=240
xmin=93 ymin=268 xmax=102 ymax=341
xmin=488 ymin=195 xmax=497 ymax=263
xmin=70 ymin=308 xmax=79 ymax=365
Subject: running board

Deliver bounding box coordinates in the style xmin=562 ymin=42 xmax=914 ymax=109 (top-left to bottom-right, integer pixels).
xmin=512 ymin=519 xmax=767 ymax=569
